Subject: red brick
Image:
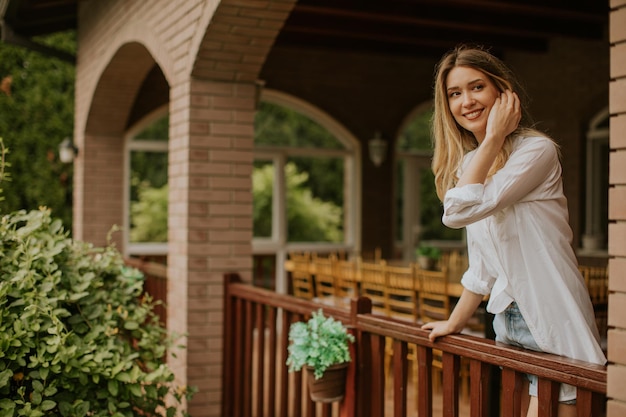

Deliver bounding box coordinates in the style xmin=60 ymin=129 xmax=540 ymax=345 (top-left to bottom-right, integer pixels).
xmin=610 ymin=151 xmax=626 ymax=185
xmin=610 ymin=114 xmax=626 ymax=149
xmin=609 ymin=258 xmax=626 ymax=293
xmin=608 ymin=400 xmax=626 ymax=417
xmin=609 ymin=293 xmax=626 ymax=328
xmin=608 ymin=364 xmax=626 ymax=401
xmin=609 ymin=187 xmax=626 ymax=220
xmin=608 ymin=329 xmax=626 ymax=365
xmin=610 ymin=7 xmax=626 ymax=44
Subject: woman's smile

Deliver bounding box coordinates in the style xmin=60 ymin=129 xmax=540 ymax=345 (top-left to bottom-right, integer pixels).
xmin=446 ymin=66 xmax=500 ymax=141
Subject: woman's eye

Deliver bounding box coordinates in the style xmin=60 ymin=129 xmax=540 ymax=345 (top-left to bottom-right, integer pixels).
xmin=473 ymin=84 xmax=484 ymax=91
xmin=449 ymin=91 xmax=460 ymax=98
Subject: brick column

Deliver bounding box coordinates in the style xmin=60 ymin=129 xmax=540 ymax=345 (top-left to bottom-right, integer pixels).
xmin=608 ymin=1 xmax=626 ymax=416
xmin=168 ymin=77 xmax=256 ymax=417
xmin=73 ymin=133 xmax=124 ymax=248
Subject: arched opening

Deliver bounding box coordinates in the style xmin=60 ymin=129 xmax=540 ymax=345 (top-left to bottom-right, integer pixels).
xmin=253 ymin=89 xmax=361 ymax=293
xmin=580 ymin=107 xmax=609 ymax=255
xmin=394 ymin=102 xmax=464 ymax=261
xmin=123 ymin=106 xmax=169 ymax=261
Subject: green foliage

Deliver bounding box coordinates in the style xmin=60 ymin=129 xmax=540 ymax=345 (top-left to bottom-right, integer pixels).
xmin=286 ymin=309 xmax=355 ymax=380
xmin=415 ymin=244 xmax=441 ymax=260
xmin=253 ymin=162 xmax=343 ymax=242
xmin=0 ymin=31 xmax=75 ymax=229
xmin=0 ymin=139 xmax=9 ymax=202
xmin=0 ymin=206 xmax=194 ymax=416
xmin=397 ymin=106 xmax=434 ymax=152
xmin=130 ymin=182 xmax=168 ymax=243
xmin=255 ymin=102 xmax=345 ymax=207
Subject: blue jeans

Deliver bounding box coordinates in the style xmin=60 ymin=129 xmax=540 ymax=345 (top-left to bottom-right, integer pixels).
xmin=493 ymin=302 xmax=576 ymax=404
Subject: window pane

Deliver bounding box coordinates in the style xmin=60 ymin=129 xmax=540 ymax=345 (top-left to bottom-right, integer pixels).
xmin=253 ymin=160 xmax=274 ymax=238
xmin=397 ymin=107 xmax=434 ymax=152
xmin=134 ymin=116 xmax=169 ymax=141
xmin=286 ymin=157 xmax=344 ymax=243
xmin=129 ymin=151 xmax=168 ymax=243
xmin=255 ymin=102 xmax=344 ymax=149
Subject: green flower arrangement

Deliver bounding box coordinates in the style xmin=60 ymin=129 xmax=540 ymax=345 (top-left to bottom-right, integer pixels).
xmin=286 ymin=309 xmax=355 ymax=379
xmin=415 ymin=244 xmax=441 ymax=260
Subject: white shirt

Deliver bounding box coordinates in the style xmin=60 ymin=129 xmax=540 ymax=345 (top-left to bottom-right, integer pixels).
xmin=443 ymin=135 xmax=606 ymax=365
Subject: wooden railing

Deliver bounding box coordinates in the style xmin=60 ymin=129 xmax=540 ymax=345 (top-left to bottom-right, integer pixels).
xmin=223 ymin=273 xmax=606 ymax=417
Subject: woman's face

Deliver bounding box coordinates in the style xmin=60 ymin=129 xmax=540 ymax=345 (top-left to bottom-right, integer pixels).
xmin=445 ymin=66 xmax=501 ymax=142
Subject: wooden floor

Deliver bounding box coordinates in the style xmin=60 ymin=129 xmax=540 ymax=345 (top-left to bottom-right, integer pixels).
xmin=384 ymin=370 xmax=471 ymax=417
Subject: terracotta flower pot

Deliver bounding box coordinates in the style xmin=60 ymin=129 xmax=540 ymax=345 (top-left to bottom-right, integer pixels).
xmin=417 ymin=255 xmax=436 ymax=270
xmin=305 ymin=363 xmax=349 ymax=403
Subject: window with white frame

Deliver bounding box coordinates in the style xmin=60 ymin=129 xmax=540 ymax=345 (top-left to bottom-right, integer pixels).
xmin=124 ymin=109 xmax=169 ymax=257
xmin=581 ymin=107 xmax=609 ymax=253
xmin=395 ymin=102 xmax=464 ymax=261
xmin=253 ymin=90 xmax=361 ymax=293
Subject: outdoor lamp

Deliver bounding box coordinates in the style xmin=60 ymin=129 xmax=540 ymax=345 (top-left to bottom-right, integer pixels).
xmin=59 ymin=137 xmax=78 ymax=163
xmin=368 ymin=131 xmax=387 ymax=167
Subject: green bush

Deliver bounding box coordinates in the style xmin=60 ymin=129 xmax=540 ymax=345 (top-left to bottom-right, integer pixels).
xmin=0 ymin=206 xmax=193 ymax=416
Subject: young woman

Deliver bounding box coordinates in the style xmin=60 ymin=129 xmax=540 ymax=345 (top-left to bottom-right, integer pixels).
xmin=421 ymin=45 xmax=606 ymax=417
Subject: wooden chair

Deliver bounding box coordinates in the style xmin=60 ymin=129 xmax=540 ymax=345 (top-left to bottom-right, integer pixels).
xmin=312 ymin=253 xmax=337 ymax=299
xmin=440 ymin=249 xmax=469 ymax=274
xmin=416 ymin=266 xmax=469 ymax=401
xmin=384 ymin=263 xmax=419 ymax=387
xmin=385 ymin=263 xmax=419 ymax=322
xmin=288 ymin=252 xmax=315 ymax=300
xmin=579 ymin=264 xmax=609 ymax=339
xmin=334 ymin=257 xmax=359 ymax=299
xmin=416 ymin=266 xmax=450 ymax=323
xmin=359 ymin=259 xmax=387 ymax=314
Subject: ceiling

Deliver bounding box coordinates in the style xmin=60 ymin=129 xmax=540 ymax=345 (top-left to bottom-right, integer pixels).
xmin=0 ymin=0 xmax=608 ymax=61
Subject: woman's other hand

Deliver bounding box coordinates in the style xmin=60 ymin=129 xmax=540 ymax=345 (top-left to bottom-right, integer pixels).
xmin=421 ymin=320 xmax=455 ymax=342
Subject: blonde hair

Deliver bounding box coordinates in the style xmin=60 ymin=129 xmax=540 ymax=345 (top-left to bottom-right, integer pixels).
xmin=431 ymin=45 xmax=543 ymax=201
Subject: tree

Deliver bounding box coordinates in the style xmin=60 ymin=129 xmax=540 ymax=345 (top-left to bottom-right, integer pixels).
xmin=253 ymin=162 xmax=343 ymax=242
xmin=0 ymin=31 xmax=75 ymax=229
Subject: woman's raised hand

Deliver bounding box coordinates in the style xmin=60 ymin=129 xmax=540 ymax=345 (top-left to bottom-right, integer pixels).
xmin=485 ymin=89 xmax=521 ymax=146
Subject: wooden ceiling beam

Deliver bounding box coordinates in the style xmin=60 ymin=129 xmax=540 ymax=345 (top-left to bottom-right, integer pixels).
xmin=289 ymin=4 xmax=604 ymax=41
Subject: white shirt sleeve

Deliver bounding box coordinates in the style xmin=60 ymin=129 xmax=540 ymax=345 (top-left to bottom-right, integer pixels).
xmin=442 ymin=136 xmax=561 ymax=229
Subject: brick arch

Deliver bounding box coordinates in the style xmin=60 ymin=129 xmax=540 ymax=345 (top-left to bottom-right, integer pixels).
xmin=75 ymin=42 xmax=165 ymax=248
xmin=85 ymin=42 xmax=159 ymax=136
xmin=190 ymin=0 xmax=297 ymax=81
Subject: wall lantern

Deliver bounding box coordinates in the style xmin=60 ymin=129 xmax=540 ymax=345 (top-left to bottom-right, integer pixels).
xmin=58 ymin=137 xmax=78 ymax=163
xmin=368 ymin=131 xmax=387 ymax=167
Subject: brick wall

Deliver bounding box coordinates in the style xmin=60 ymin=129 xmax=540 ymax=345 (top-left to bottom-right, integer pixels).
xmin=608 ymin=1 xmax=626 ymax=416
xmin=74 ymin=1 xmax=295 ymax=415
xmin=72 ymin=0 xmax=621 ymax=415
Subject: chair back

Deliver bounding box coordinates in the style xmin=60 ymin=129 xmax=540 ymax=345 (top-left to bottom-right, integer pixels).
xmin=416 ymin=266 xmax=450 ymax=323
xmin=289 ymin=252 xmax=315 ymax=300
xmin=312 ymin=254 xmax=337 ymax=299
xmin=579 ymin=264 xmax=609 ymax=337
xmin=359 ymin=259 xmax=387 ymax=314
xmin=579 ymin=265 xmax=608 ymax=304
xmin=334 ymin=257 xmax=359 ymax=299
xmin=384 ymin=263 xmax=418 ymax=323
xmin=440 ymin=249 xmax=468 ymax=275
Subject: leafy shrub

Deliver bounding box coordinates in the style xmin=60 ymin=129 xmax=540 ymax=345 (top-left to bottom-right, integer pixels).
xmin=0 ymin=207 xmax=193 ymax=416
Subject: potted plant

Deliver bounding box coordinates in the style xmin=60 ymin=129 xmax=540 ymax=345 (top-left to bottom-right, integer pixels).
xmin=416 ymin=244 xmax=442 ymax=270
xmin=286 ymin=309 xmax=355 ymax=402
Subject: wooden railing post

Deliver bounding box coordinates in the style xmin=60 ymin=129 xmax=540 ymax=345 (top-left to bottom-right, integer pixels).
xmin=340 ymin=297 xmax=372 ymax=417
xmin=221 ymin=273 xmax=241 ymax=417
